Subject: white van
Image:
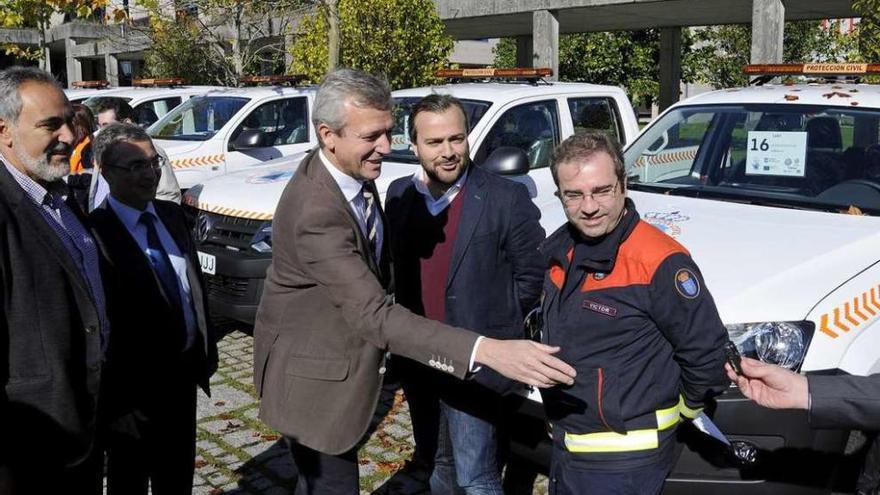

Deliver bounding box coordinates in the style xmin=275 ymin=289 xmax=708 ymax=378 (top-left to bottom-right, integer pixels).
xmin=82 ymin=78 xmax=225 ymax=128
xmin=149 ymin=77 xmax=318 ymax=190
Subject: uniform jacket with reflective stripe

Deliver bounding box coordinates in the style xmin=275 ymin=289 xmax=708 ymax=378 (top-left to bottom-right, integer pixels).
xmin=539 ymin=201 xmax=728 ymax=467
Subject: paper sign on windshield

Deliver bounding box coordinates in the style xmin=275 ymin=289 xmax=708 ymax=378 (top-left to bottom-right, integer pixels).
xmin=745 ymin=131 xmax=807 ymax=177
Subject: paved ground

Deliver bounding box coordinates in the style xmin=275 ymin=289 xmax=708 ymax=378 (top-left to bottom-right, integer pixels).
xmin=191 ymin=331 xmax=549 ymax=494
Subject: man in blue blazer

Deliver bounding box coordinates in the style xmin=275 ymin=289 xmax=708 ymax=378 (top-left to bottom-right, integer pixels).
xmin=385 ymin=94 xmax=545 ymax=494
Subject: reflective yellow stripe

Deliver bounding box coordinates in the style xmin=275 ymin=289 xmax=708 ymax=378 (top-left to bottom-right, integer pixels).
xmin=564 ymin=401 xmax=682 ymax=453
xmin=678 ymin=395 xmax=703 ymax=419
xmin=655 ymin=403 xmax=680 ymax=430
xmin=565 ymin=429 xmax=659 ymax=452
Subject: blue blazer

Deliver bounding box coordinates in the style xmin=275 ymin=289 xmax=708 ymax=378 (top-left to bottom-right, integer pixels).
xmin=386 ymin=165 xmax=545 ymax=395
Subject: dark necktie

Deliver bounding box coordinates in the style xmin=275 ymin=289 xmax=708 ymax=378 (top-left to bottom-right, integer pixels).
xmin=361 ymin=183 xmax=378 ymax=255
xmin=139 ymin=212 xmax=183 ymax=311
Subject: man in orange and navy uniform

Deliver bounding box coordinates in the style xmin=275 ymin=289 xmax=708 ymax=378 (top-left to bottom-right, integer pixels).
xmin=539 ymin=132 xmax=728 ymax=495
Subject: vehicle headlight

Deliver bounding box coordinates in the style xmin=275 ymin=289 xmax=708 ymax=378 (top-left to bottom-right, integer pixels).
xmin=250 ymin=222 xmax=272 ymax=253
xmin=725 ymin=321 xmax=814 ymax=370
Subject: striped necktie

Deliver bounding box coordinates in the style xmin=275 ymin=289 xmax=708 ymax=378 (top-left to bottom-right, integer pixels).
xmin=361 ymin=183 xmax=378 ymax=255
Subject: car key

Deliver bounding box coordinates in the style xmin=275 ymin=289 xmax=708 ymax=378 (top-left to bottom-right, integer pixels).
xmin=725 ymin=341 xmax=743 ymax=376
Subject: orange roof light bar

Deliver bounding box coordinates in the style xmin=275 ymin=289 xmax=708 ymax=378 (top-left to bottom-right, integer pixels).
xmin=436 ymin=67 xmax=553 ymax=79
xmin=240 ymin=75 xmax=307 ymax=86
xmin=744 ymin=63 xmax=880 ymax=76
xmin=133 ymin=77 xmax=185 ymax=87
xmin=71 ymin=80 xmax=110 ymax=89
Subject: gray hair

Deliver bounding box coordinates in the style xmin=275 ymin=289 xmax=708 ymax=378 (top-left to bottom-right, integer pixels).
xmin=93 ymin=122 xmax=152 ymax=167
xmin=550 ymin=131 xmax=626 ymax=187
xmin=312 ymin=68 xmax=392 ymax=145
xmin=0 ymin=66 xmax=61 ymax=124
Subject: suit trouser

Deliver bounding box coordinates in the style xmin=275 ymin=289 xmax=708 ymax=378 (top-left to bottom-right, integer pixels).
xmin=105 ymin=382 xmax=198 ymax=495
xmin=287 ymin=439 xmax=360 ymax=495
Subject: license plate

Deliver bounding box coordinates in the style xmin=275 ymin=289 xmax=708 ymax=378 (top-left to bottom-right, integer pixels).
xmin=197 ymin=251 xmax=216 ymax=275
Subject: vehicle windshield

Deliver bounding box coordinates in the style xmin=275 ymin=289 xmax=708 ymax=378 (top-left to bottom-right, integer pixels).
xmin=149 ymin=96 xmax=249 ymax=141
xmin=387 ymin=97 xmax=492 ymax=163
xmin=625 ymin=103 xmax=880 ymax=213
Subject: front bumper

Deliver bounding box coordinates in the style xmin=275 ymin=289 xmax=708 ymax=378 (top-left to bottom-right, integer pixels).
xmin=199 ymin=244 xmax=270 ymax=326
xmin=508 ymin=385 xmax=851 ymax=494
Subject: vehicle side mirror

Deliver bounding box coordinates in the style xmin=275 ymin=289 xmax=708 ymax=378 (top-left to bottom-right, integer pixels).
xmin=231 ymin=129 xmax=268 ymax=151
xmin=482 ymin=146 xmax=530 ymax=176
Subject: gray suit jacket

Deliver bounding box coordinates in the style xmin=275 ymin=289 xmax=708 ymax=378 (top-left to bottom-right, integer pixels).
xmin=253 ymin=149 xmax=479 ymax=455
xmin=809 ymin=373 xmax=880 ymax=430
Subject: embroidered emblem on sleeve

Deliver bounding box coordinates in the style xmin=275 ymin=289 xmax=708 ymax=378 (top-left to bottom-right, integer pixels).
xmin=675 ymin=268 xmax=700 ymax=299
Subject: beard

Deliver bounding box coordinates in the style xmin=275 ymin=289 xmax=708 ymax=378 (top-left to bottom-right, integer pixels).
xmin=13 ymin=131 xmax=70 ymax=183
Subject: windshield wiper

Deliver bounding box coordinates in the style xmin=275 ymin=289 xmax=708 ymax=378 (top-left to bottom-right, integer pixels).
xmin=629 ymin=182 xmax=879 ymax=215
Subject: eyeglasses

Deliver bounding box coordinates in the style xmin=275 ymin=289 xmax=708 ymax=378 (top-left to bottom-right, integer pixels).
xmin=104 ymin=155 xmax=166 ymax=174
xmin=557 ymin=183 xmax=620 ymax=205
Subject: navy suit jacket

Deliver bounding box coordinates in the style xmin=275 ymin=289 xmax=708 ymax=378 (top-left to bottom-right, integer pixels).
xmin=89 ymin=200 xmax=217 ymax=434
xmin=386 ymin=165 xmax=545 ymax=395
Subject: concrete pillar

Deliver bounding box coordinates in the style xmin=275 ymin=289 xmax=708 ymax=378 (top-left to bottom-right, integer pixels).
xmin=284 ymin=34 xmax=294 ymax=73
xmin=104 ymin=53 xmax=119 ymax=86
xmin=659 ymin=27 xmax=681 ymax=111
xmin=65 ymin=38 xmax=82 ymax=88
xmin=515 ymin=36 xmax=533 ymax=68
xmin=532 ymin=10 xmax=558 ymax=81
xmin=750 ymin=0 xmax=784 ymax=64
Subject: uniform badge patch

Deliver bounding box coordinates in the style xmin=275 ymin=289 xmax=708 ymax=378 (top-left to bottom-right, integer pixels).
xmin=582 ymin=299 xmax=618 ymax=317
xmin=675 ymin=268 xmax=700 ymax=299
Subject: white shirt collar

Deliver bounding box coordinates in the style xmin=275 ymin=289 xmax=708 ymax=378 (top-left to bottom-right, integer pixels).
xmin=319 ymin=149 xmax=364 ymax=202
xmin=410 ymin=166 xmax=469 ymax=216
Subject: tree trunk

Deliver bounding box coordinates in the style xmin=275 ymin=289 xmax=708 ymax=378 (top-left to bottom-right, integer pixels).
xmin=327 ymin=0 xmax=339 ymax=71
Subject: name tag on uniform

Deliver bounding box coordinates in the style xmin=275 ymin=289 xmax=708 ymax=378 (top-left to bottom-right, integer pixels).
xmin=582 ymin=299 xmax=617 ymax=317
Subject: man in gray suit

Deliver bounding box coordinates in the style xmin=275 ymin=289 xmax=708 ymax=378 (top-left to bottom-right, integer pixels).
xmin=0 ymin=66 xmax=107 ymax=494
xmin=727 ymin=357 xmax=880 ymax=430
xmin=253 ymin=68 xmax=576 ymax=494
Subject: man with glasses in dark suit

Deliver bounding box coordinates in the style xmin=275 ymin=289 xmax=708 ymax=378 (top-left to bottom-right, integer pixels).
xmin=89 ymin=123 xmax=217 ymax=495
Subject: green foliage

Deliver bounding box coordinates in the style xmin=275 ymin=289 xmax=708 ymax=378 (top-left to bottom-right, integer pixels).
xmin=288 ymin=0 xmax=454 ymax=89
xmin=492 ymin=37 xmax=516 ymax=69
xmin=493 ymin=31 xmax=663 ymax=107
xmin=142 ymin=12 xmax=228 ymax=85
xmin=137 ymin=0 xmax=305 ymax=86
xmin=559 ymin=30 xmax=660 ymax=107
xmin=685 ymin=20 xmax=860 ymax=88
xmin=854 ymin=0 xmax=880 ymax=63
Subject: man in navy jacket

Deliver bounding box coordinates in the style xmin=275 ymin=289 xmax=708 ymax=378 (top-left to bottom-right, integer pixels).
xmin=385 ymin=94 xmax=545 ymax=494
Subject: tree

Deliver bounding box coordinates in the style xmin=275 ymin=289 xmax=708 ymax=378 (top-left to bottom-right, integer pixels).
xmin=493 ymin=31 xmax=666 ymax=108
xmin=853 ymin=0 xmax=880 ymax=63
xmin=136 ymin=0 xmax=307 ymax=86
xmin=684 ymin=20 xmax=860 ymax=89
xmin=288 ymin=0 xmax=454 ymax=89
xmin=0 ymin=0 xmax=120 ymax=70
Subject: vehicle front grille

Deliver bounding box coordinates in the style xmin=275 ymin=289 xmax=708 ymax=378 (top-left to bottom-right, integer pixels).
xmin=196 ymin=211 xmax=263 ymax=251
xmin=205 ymin=273 xmax=249 ymax=298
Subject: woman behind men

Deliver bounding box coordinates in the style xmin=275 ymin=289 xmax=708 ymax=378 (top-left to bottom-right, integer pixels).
xmin=68 ymin=103 xmax=96 ymax=211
